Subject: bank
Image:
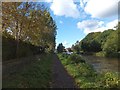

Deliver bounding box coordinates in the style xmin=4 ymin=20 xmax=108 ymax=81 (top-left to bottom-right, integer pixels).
xmin=79 ymin=51 xmax=120 ymax=58
xmin=58 ymin=53 xmax=120 ymax=88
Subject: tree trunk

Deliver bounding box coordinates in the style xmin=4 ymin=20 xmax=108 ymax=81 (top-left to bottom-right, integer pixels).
xmin=16 ymin=20 xmax=19 ymax=59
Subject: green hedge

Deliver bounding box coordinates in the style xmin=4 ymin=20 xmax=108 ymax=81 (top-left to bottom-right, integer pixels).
xmin=2 ymin=34 xmax=43 ymax=61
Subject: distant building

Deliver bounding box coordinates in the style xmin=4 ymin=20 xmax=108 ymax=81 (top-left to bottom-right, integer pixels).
xmin=63 ymin=48 xmax=73 ymax=55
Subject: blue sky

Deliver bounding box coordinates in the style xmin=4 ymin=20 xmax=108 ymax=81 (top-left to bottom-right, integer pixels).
xmin=42 ymin=0 xmax=119 ymax=48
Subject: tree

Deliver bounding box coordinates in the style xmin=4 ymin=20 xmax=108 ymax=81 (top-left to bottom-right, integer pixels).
xmin=80 ymin=32 xmax=101 ymax=52
xmin=2 ymin=2 xmax=23 ymax=57
xmin=90 ymin=40 xmax=102 ymax=52
xmin=57 ymin=43 xmax=65 ymax=53
xmin=2 ymin=2 xmax=57 ymax=56
xmin=95 ymin=29 xmax=114 ymax=49
xmin=72 ymin=44 xmax=80 ymax=54
xmin=81 ymin=41 xmax=90 ymax=52
xmin=103 ymin=30 xmax=119 ymax=57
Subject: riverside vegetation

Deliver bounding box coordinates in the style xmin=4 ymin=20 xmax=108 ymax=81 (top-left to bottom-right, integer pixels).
xmin=72 ymin=23 xmax=120 ymax=58
xmin=58 ymin=53 xmax=120 ymax=88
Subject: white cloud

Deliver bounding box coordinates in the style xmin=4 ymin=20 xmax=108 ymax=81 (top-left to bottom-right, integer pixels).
xmin=63 ymin=41 xmax=69 ymax=46
xmin=43 ymin=0 xmax=53 ymax=3
xmin=50 ymin=0 xmax=80 ymax=18
xmin=37 ymin=0 xmax=52 ymax=2
xmin=106 ymin=19 xmax=118 ymax=29
xmin=59 ymin=21 xmax=63 ymax=24
xmin=63 ymin=40 xmax=72 ymax=48
xmin=77 ymin=20 xmax=104 ymax=29
xmin=81 ymin=0 xmax=119 ymax=18
xmin=77 ymin=19 xmax=118 ymax=34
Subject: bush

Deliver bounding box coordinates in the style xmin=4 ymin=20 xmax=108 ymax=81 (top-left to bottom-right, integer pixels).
xmin=96 ymin=72 xmax=120 ymax=88
xmin=81 ymin=82 xmax=97 ymax=88
xmin=62 ymin=53 xmax=69 ymax=59
xmin=2 ymin=35 xmax=17 ymax=60
xmin=68 ymin=53 xmax=85 ymax=64
xmin=2 ymin=33 xmax=42 ymax=61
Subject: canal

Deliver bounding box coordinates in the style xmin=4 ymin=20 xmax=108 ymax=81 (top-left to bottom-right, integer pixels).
xmin=81 ymin=55 xmax=120 ymax=73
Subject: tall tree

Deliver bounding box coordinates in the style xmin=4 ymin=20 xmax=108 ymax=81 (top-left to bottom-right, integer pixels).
xmin=2 ymin=2 xmax=57 ymax=55
xmin=103 ymin=30 xmax=119 ymax=56
xmin=57 ymin=43 xmax=65 ymax=53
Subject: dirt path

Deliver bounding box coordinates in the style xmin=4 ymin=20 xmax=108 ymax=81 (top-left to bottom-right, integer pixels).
xmin=51 ymin=54 xmax=77 ymax=88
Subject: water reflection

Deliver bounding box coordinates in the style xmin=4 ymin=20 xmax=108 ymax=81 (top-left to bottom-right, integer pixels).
xmin=81 ymin=55 xmax=120 ymax=73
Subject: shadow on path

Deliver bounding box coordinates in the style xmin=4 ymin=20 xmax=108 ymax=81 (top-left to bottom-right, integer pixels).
xmin=51 ymin=54 xmax=78 ymax=88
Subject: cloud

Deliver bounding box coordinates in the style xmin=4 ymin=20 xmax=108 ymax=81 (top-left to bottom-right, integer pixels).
xmin=77 ymin=20 xmax=104 ymax=29
xmin=63 ymin=41 xmax=69 ymax=46
xmin=50 ymin=0 xmax=80 ymax=18
xmin=43 ymin=0 xmax=53 ymax=3
xmin=59 ymin=20 xmax=63 ymax=24
xmin=63 ymin=40 xmax=72 ymax=48
xmin=106 ymin=19 xmax=118 ymax=29
xmin=77 ymin=19 xmax=118 ymax=34
xmin=81 ymin=0 xmax=119 ymax=18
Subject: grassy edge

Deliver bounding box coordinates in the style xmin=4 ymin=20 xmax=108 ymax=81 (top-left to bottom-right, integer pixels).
xmin=3 ymin=53 xmax=53 ymax=88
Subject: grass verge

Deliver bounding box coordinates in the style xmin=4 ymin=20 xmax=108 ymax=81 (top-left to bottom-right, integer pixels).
xmin=3 ymin=53 xmax=53 ymax=88
xmin=58 ymin=53 xmax=120 ymax=88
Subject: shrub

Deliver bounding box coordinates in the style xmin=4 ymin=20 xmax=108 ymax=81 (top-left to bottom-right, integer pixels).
xmin=81 ymin=82 xmax=97 ymax=88
xmin=96 ymin=72 xmax=120 ymax=88
xmin=2 ymin=33 xmax=42 ymax=61
xmin=62 ymin=53 xmax=69 ymax=59
xmin=68 ymin=53 xmax=85 ymax=64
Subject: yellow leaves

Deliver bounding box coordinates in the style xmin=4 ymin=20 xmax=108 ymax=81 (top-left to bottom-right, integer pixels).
xmin=2 ymin=2 xmax=57 ymax=51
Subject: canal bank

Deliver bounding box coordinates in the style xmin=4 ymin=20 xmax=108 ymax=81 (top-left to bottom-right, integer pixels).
xmin=58 ymin=53 xmax=120 ymax=88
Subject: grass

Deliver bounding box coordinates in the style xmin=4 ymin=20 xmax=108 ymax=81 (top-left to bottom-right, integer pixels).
xmin=95 ymin=51 xmax=106 ymax=57
xmin=3 ymin=53 xmax=53 ymax=88
xmin=95 ymin=51 xmax=120 ymax=58
xmin=58 ymin=53 xmax=120 ymax=88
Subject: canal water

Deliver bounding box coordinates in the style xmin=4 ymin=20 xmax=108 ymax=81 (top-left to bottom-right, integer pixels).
xmin=81 ymin=55 xmax=120 ymax=73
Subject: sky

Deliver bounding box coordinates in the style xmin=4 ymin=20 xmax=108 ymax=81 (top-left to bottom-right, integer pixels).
xmin=41 ymin=0 xmax=119 ymax=48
